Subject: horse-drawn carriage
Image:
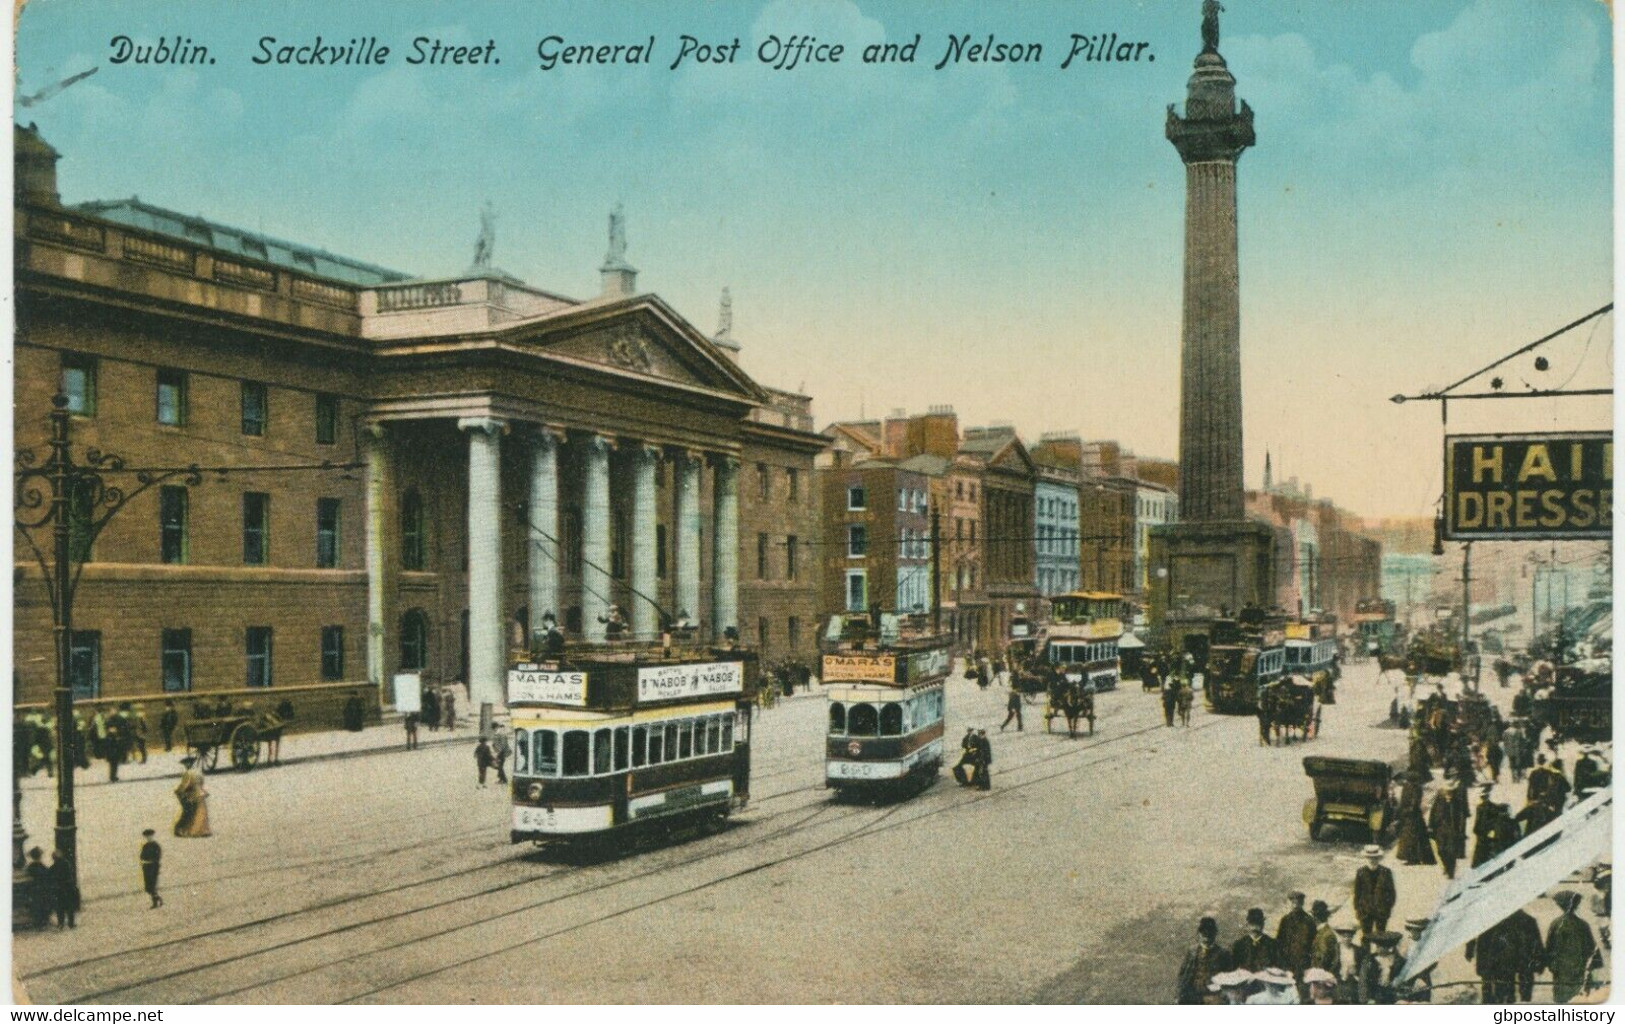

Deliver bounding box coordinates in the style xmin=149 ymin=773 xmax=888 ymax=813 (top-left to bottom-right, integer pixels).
xmin=180 ymin=708 xmax=287 ymax=772
xmin=1042 ymin=671 xmax=1096 ymax=737
xmin=1302 ymin=756 xmax=1397 ymax=842
xmin=1263 ymin=679 xmax=1320 ymax=744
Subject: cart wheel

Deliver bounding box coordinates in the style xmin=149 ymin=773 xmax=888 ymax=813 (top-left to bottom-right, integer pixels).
xmin=230 ymin=724 xmax=260 ymax=771
xmin=201 ymin=744 xmax=220 ymax=773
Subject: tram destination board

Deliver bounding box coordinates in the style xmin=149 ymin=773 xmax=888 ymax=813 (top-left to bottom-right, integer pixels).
xmin=1443 ymin=432 xmax=1612 ymax=541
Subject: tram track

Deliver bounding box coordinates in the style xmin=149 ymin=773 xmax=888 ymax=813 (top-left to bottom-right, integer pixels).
xmin=27 ymin=690 xmax=1239 ymax=1004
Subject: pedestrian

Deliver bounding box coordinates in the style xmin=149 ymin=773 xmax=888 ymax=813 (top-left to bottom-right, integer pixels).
xmin=1546 ymin=891 xmax=1598 ymax=1003
xmin=475 ymin=737 xmax=495 ymax=787
xmin=1231 ymin=907 xmax=1279 ymax=971
xmin=1176 ymin=916 xmax=1233 ymax=1004
xmin=23 ymin=847 xmax=51 ymax=928
xmin=1161 ymin=675 xmax=1180 ymax=728
xmin=159 ymin=700 xmax=179 ymax=752
xmin=1472 ymin=785 xmax=1516 ymax=867
xmin=443 ymin=687 xmax=458 ymax=730
xmin=422 ymin=687 xmax=441 ymax=733
xmin=342 ymin=691 xmax=366 ymax=732
xmin=1428 ymin=779 xmax=1466 ymax=880
xmin=1573 ymin=747 xmax=1608 ymax=800
xmin=1309 ymin=900 xmax=1340 ymax=979
xmin=1246 ymin=966 xmax=1300 ymax=1005
xmin=1355 ymin=932 xmax=1406 ymax=1004
xmin=1255 ymin=692 xmax=1272 ymax=747
xmin=1467 ymin=908 xmax=1544 ymax=1004
xmin=1000 ymin=686 xmax=1023 ymax=732
xmin=1397 ymin=917 xmax=1435 ymax=1002
xmin=1515 ymin=793 xmax=1561 ymax=839
xmin=1304 ymin=967 xmax=1338 ymax=1004
xmin=1353 ymin=845 xmax=1396 ymax=945
xmin=128 ymin=703 xmax=150 ymax=764
xmin=1394 ymin=771 xmax=1435 ymax=866
xmin=404 ymin=711 xmax=419 ymax=750
xmin=48 ymin=849 xmax=80 ymax=929
xmin=173 ymin=755 xmax=212 ymax=837
xmin=973 ymin=729 xmax=991 ymax=790
xmin=139 ymin=828 xmax=163 ymax=908
xmin=491 ymin=725 xmax=511 ymax=784
xmin=1483 ymin=735 xmax=1504 ymax=783
xmin=1275 ymin=891 xmax=1316 ymax=984
xmin=90 ymin=706 xmax=109 ymax=762
xmin=1503 ymin=723 xmax=1528 ymax=782
xmin=952 ymin=728 xmax=977 ymax=786
xmin=976 ymin=656 xmax=990 ymax=690
xmin=1208 ymin=970 xmax=1254 ymax=1005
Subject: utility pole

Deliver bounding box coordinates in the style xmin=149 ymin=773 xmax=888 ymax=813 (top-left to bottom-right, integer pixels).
xmin=1461 ymin=542 xmax=1474 ymax=691
xmin=930 ymin=510 xmax=942 ymax=634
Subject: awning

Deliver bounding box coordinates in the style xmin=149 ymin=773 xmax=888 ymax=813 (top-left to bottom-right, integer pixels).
xmin=1399 ymin=787 xmax=1612 ymax=982
xmin=1118 ymin=632 xmax=1146 ymax=649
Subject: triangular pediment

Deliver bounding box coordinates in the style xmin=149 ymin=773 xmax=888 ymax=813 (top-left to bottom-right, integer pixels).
xmin=504 ymin=296 xmax=766 ymax=403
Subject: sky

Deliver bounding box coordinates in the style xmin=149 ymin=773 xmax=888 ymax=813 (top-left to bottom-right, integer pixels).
xmin=13 ymin=0 xmax=1615 ymax=519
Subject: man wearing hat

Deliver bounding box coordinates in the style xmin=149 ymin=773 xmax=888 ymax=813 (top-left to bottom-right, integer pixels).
xmin=138 ymin=828 xmax=163 ymax=908
xmin=1232 ymin=907 xmax=1280 ymax=972
xmin=1573 ymin=747 xmax=1608 ymax=800
xmin=1398 ymin=917 xmax=1435 ymax=1001
xmin=1545 ymin=890 xmax=1598 ymax=1003
xmin=1467 ymin=908 xmax=1544 ymax=1004
xmin=1354 ymin=846 xmax=1396 ymax=944
xmin=1275 ymin=891 xmax=1316 ymax=985
xmin=1471 ymin=785 xmax=1517 ymax=867
xmin=1309 ymin=900 xmax=1341 ymax=979
xmin=1176 ymin=916 xmax=1232 ymax=1004
xmin=1428 ymin=778 xmax=1467 ymax=879
xmin=1356 ymin=931 xmax=1407 ymax=1004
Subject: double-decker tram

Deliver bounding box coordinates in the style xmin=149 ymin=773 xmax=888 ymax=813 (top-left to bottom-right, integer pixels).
xmin=507 ymin=643 xmax=759 ymax=844
xmin=1041 ymin=592 xmax=1126 ymax=692
xmin=1284 ymin=618 xmax=1339 ymax=678
xmin=1196 ymin=612 xmax=1287 ymax=714
xmin=820 ymin=614 xmax=952 ymax=797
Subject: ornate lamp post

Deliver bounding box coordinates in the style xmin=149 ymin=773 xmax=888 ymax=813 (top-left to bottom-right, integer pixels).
xmin=13 ymin=394 xmax=200 ymax=886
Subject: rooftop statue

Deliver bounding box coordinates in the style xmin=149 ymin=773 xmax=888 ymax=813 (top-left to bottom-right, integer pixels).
xmin=472 ymin=201 xmax=495 ymax=269
xmin=1202 ymin=0 xmax=1224 ymax=54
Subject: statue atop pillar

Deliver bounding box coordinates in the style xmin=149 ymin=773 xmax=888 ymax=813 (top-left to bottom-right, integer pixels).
xmin=472 ymin=201 xmax=496 ymax=269
xmin=1201 ymin=0 xmax=1223 ymax=54
xmin=604 ymin=201 xmax=632 ymax=269
xmin=715 ymin=287 xmax=733 ymax=342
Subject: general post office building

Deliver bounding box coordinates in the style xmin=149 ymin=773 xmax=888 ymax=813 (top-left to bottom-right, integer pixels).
xmin=13 ymin=126 xmax=825 ymax=715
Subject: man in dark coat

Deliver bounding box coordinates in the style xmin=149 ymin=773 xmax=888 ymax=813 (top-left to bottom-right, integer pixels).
xmin=1428 ymin=779 xmax=1467 ymax=879
xmin=139 ymin=828 xmax=163 ymax=908
xmin=1546 ymin=891 xmax=1598 ymax=1003
xmin=1466 ymin=909 xmax=1544 ymax=1004
xmin=1232 ymin=907 xmax=1280 ymax=971
xmin=1000 ymin=686 xmax=1023 ymax=732
xmin=1309 ymin=900 xmax=1341 ymax=979
xmin=1573 ymin=748 xmax=1608 ymax=800
xmin=23 ymin=847 xmax=51 ymax=928
xmin=1354 ymin=846 xmax=1397 ymax=943
xmin=159 ymin=700 xmax=180 ymax=752
xmin=1176 ymin=916 xmax=1232 ymax=1004
xmin=48 ymin=850 xmax=80 ymax=929
xmin=952 ymin=728 xmax=977 ymax=786
xmin=973 ymin=729 xmax=992 ymax=790
xmin=1515 ymin=794 xmax=1561 ymax=839
xmin=1471 ymin=787 xmax=1517 ymax=867
xmin=1276 ymin=891 xmax=1317 ymax=981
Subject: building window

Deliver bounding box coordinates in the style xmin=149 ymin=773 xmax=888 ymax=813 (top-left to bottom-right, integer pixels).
xmin=787 ymin=616 xmax=800 ymax=651
xmin=786 ymin=535 xmax=799 ymax=581
xmin=847 ymin=485 xmax=866 ymax=511
xmin=757 ymin=533 xmax=769 ymax=579
xmin=243 ymin=492 xmax=270 ymax=565
xmin=845 ymin=570 xmax=867 ymax=613
xmin=898 ymin=488 xmax=908 ymax=511
xmin=656 ymin=523 xmax=668 ymax=579
xmin=321 ymin=626 xmax=344 ymax=681
xmin=159 ymin=486 xmax=188 ymax=564
xmin=757 ymin=464 xmax=770 ymax=500
xmin=401 ymin=488 xmax=425 ymax=570
xmin=241 ymin=381 xmax=268 ymax=436
xmin=399 ymin=610 xmax=428 ymax=671
xmin=315 ymin=394 xmax=339 ymax=445
xmin=316 ymin=498 xmax=341 ymax=568
xmin=161 ymin=628 xmax=192 ymax=693
xmin=68 ymin=630 xmax=101 ymax=700
xmin=61 ymin=354 xmax=96 ymax=417
xmin=156 ymin=369 xmax=187 ymax=426
xmin=245 ymin=627 xmax=274 ymax=688
xmin=787 ymin=468 xmax=799 ymax=501
xmin=847 ymin=524 xmax=868 ymax=557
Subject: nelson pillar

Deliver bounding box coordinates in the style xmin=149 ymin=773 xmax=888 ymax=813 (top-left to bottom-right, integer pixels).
xmin=1150 ymin=0 xmax=1277 ymax=633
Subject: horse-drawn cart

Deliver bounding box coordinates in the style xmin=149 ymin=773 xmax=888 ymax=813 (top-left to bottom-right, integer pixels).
xmin=180 ymin=715 xmax=261 ymax=772
xmin=1302 ymin=756 xmax=1396 ymax=842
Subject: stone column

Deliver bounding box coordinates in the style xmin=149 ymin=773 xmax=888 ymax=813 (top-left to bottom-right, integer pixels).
xmin=527 ymin=427 xmax=564 ymax=644
xmin=674 ymin=450 xmax=703 ymax=629
xmin=580 ymin=433 xmax=612 ymax=642
xmin=629 ymin=444 xmax=660 ymax=639
xmin=363 ymin=423 xmax=395 ymax=697
xmin=459 ymin=416 xmax=507 ymax=710
xmin=711 ymin=456 xmax=739 ymax=640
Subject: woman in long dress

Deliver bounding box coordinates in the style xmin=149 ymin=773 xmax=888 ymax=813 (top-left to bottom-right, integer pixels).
xmin=1394 ymin=771 xmax=1435 ymax=865
xmin=174 ymin=755 xmax=212 ymax=837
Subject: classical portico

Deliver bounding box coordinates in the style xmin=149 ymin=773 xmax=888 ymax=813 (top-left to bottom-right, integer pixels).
xmin=356 ymin=238 xmax=765 ymax=711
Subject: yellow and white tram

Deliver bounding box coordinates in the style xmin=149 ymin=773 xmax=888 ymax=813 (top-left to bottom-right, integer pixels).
xmin=507 ymin=648 xmax=758 ymax=843
xmin=819 ymin=615 xmax=953 ymax=796
xmin=1284 ymin=619 xmax=1339 ymax=678
xmin=1041 ymin=592 xmax=1126 ymax=692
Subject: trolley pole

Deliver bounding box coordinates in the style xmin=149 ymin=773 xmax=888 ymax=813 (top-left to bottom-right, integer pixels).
xmin=930 ymin=510 xmax=942 ymax=634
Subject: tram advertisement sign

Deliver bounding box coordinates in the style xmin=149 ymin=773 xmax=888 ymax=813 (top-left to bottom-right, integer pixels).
xmin=1444 ymin=432 xmax=1612 ymax=541
xmin=822 ymin=653 xmax=898 ymax=683
xmin=507 ymin=668 xmax=588 ymax=706
xmin=902 ymin=647 xmax=951 ymax=683
xmin=637 ymin=661 xmax=744 ymax=703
